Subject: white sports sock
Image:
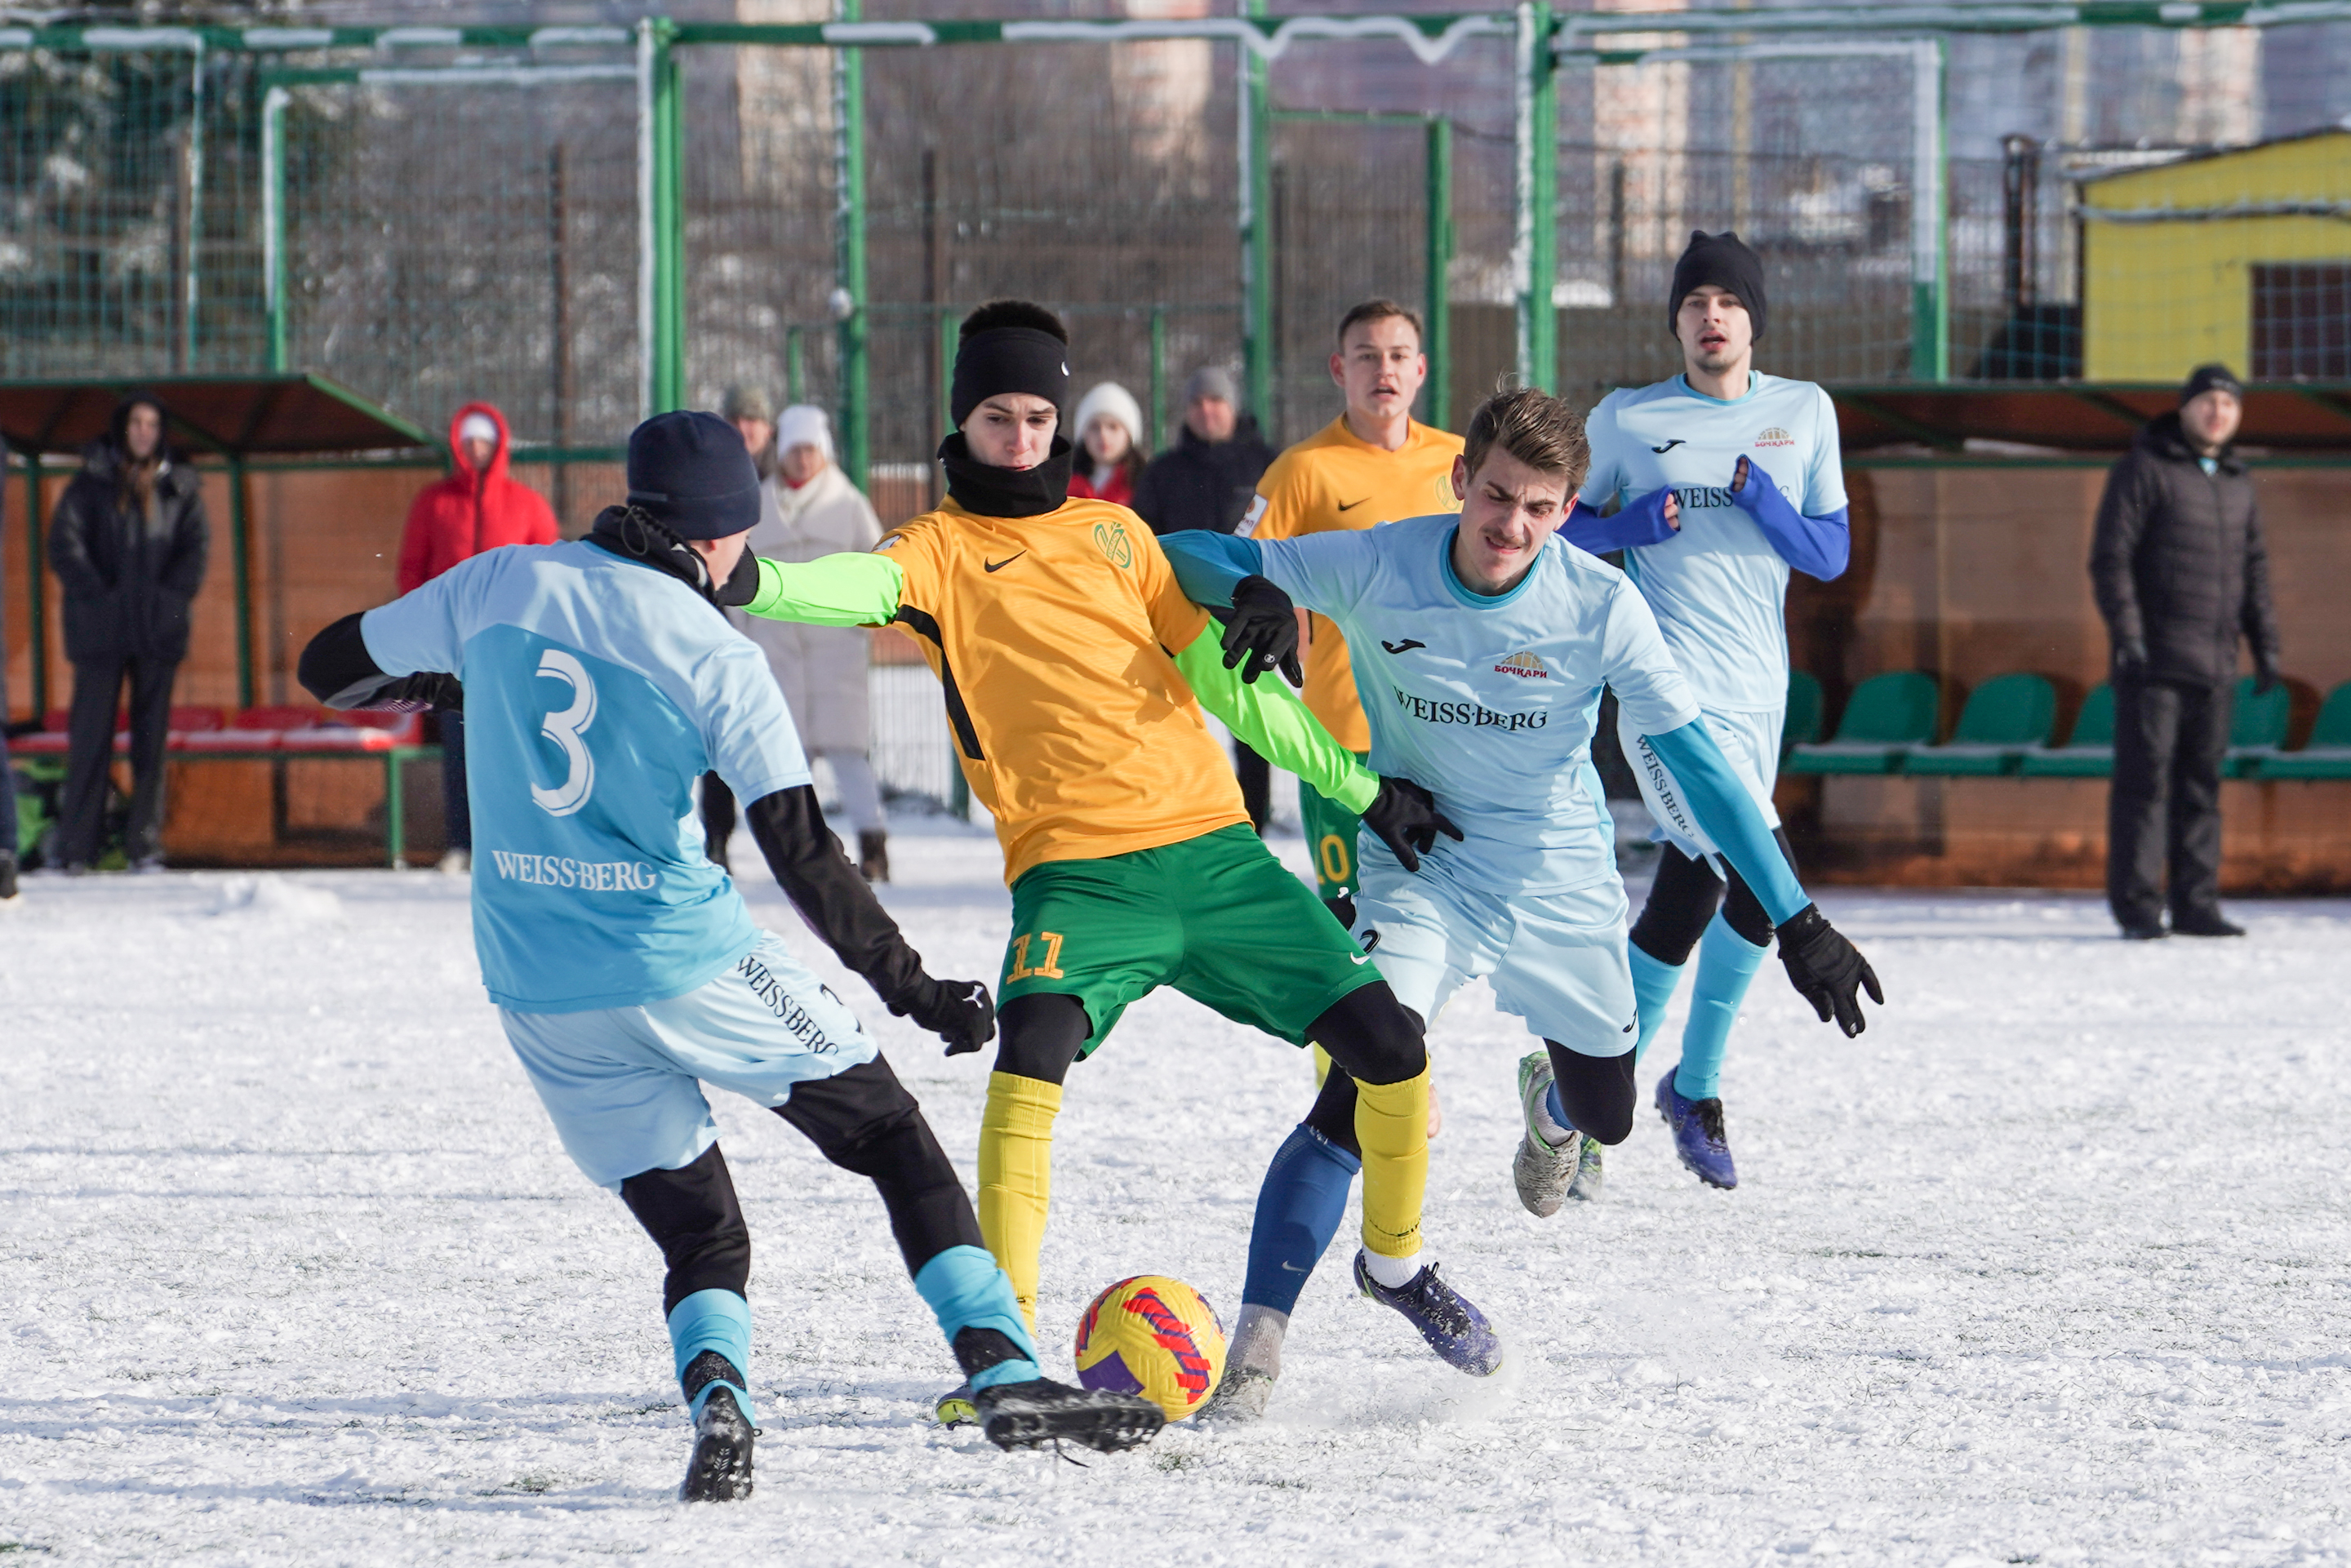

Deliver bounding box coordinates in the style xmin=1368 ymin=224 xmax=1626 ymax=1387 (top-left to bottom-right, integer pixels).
xmin=1362 ymin=1248 xmax=1426 ymax=1289
xmin=1227 ymin=1304 xmax=1288 ymax=1377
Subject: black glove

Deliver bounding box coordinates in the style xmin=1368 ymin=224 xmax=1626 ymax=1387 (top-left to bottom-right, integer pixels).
xmin=1359 ymin=775 xmax=1463 ymax=873
xmin=1775 ymin=904 xmax=1883 ymax=1038
xmin=894 ymin=976 xmax=998 ymax=1056
xmin=717 ymin=549 xmax=763 ymax=609
xmin=373 ymin=671 xmax=464 ymax=712
xmin=2253 ymin=657 xmax=2282 ymax=697
xmin=2111 ymin=638 xmax=2147 ymax=684
xmin=1218 ymin=575 xmax=1303 ymax=687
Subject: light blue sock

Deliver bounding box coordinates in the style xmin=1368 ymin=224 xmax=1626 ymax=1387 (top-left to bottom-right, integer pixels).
xmin=1242 ymin=1124 xmax=1361 ymax=1315
xmin=913 ymin=1245 xmax=1042 ymax=1393
xmin=1629 ymin=943 xmax=1687 ymax=1065
xmin=1674 ymin=912 xmax=1769 ymax=1103
xmin=668 ymin=1288 xmax=754 ymax=1423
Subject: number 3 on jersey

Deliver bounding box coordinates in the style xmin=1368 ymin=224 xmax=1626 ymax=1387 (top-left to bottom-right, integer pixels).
xmin=531 ymin=648 xmax=599 ymax=817
xmin=1007 ymin=931 xmax=1066 ymax=981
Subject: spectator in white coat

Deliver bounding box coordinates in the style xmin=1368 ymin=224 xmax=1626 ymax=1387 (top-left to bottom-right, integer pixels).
xmin=741 ymin=405 xmax=892 ymax=880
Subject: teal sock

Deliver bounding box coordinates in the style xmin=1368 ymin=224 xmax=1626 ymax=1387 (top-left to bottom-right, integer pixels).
xmin=668 ymin=1289 xmax=753 ymax=1423
xmin=914 ymin=1244 xmax=1043 ymax=1393
xmin=1629 ymin=944 xmax=1686 ymax=1065
xmin=1674 ymin=913 xmax=1769 ymax=1103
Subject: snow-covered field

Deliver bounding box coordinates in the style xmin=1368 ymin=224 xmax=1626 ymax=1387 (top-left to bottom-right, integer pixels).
xmin=4 ymin=829 xmax=2348 ymax=1565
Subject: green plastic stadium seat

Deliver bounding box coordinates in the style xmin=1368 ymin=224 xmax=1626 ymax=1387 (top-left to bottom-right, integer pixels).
xmin=2019 ymin=684 xmax=2117 ymax=778
xmin=2255 ymin=682 xmax=2351 ymax=780
xmin=1783 ymin=671 xmax=1940 ymax=775
xmin=1784 ymin=670 xmax=1825 ymax=757
xmin=1902 ymin=673 xmax=2057 ymax=776
xmin=2224 ymin=676 xmax=2292 ymax=778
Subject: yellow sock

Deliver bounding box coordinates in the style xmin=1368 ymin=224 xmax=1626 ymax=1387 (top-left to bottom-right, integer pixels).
xmin=1310 ymin=1042 xmax=1332 ymax=1090
xmin=1353 ymin=1065 xmax=1430 ymax=1260
xmin=978 ymin=1071 xmax=1062 ymax=1335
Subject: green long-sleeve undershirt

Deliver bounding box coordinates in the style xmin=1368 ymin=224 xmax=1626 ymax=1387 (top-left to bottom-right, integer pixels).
xmin=744 ymin=552 xmax=1377 ymax=814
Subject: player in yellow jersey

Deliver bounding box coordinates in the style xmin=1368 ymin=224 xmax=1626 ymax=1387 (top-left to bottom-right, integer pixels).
xmin=736 ymin=302 xmax=1506 ymax=1412
xmin=1247 ymin=299 xmax=1464 ymax=924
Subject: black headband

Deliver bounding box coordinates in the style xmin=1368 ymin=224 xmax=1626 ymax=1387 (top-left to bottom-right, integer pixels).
xmin=951 ymin=326 xmax=1070 ymax=428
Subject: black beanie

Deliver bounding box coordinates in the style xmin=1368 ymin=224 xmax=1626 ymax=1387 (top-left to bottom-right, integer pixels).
xmin=950 ymin=304 xmax=1070 ymax=428
xmin=1667 ymin=230 xmax=1767 ymax=341
xmin=2181 ymin=362 xmax=2242 ymax=406
xmin=624 ymin=411 xmax=762 ymax=540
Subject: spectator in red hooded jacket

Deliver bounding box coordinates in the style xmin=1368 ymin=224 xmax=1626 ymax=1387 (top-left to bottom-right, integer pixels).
xmin=397 ymin=402 xmax=559 ymax=873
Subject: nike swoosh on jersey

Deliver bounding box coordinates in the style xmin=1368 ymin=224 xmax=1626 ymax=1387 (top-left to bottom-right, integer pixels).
xmin=1351 ymin=953 xmax=1371 ymax=965
xmin=983 ymin=553 xmax=1026 ymax=572
xmin=1651 ymin=439 xmax=1687 ymax=453
xmin=1380 ymin=639 xmax=1426 ymax=654
xmin=1336 ymin=497 xmax=1370 ymax=512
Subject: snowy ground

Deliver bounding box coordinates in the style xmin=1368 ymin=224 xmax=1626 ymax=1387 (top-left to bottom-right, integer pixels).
xmin=4 ymin=828 xmax=2349 ymax=1566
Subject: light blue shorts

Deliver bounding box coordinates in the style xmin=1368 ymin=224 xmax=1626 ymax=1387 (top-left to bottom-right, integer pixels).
xmin=1621 ymin=703 xmax=1783 ymax=864
xmin=1352 ymin=862 xmax=1637 ymax=1057
xmin=498 ymin=931 xmax=878 ymax=1189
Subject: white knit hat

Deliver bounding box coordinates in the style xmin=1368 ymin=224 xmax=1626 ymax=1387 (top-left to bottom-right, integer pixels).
xmin=774 ymin=403 xmax=834 ymax=462
xmin=1071 ymin=381 xmax=1144 ymax=453
xmin=457 ymin=412 xmax=499 ymax=447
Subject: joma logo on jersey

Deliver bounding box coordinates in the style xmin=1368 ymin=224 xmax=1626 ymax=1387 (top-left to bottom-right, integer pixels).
xmin=1093 ymin=519 xmax=1134 ymax=570
xmin=1493 ymin=651 xmax=1549 ymax=680
xmin=1393 ymin=686 xmax=1547 ymax=731
xmin=1753 ymin=426 xmax=1796 ymax=447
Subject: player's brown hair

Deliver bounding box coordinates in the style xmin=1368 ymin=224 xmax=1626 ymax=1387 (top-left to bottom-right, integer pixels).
xmin=1335 ymin=298 xmax=1424 ymax=350
xmin=1460 ymin=383 xmax=1590 ymax=493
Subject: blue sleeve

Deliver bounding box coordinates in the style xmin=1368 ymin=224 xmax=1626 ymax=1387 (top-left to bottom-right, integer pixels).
xmin=1561 ymin=489 xmax=1676 ymax=555
xmin=1732 ymin=457 xmax=1850 ymax=580
xmin=696 ymin=640 xmax=814 ymax=805
xmin=359 ymin=566 xmax=467 ymax=677
xmin=1160 ymin=529 xmax=1264 ymax=610
xmin=1645 ymin=719 xmax=1808 ymax=926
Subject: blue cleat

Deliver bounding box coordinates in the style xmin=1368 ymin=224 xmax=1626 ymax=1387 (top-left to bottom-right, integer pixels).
xmin=1656 ymin=1069 xmax=1737 ymax=1189
xmin=1353 ymin=1251 xmax=1504 ymax=1376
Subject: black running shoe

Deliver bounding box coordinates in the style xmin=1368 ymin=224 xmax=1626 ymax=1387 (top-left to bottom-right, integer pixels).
xmin=679 ymin=1385 xmax=754 ymax=1503
xmin=973 ymin=1378 xmax=1163 ymax=1454
xmin=2170 ymin=908 xmax=2245 ymax=938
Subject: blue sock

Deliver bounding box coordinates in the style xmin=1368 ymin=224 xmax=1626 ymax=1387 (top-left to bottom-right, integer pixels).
xmin=668 ymin=1289 xmax=753 ymax=1423
xmin=1242 ymin=1124 xmax=1361 ymax=1314
xmin=1629 ymin=943 xmax=1686 ymax=1065
xmin=913 ymin=1245 xmax=1042 ymax=1393
xmin=1674 ymin=912 xmax=1769 ymax=1103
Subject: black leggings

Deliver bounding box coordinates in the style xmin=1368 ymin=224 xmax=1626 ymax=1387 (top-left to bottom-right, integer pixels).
xmin=991 ymin=983 xmax=1426 ymax=1091
xmin=1629 ymin=828 xmax=1800 ymax=962
xmin=1303 ymin=1032 xmax=1638 ymax=1153
xmin=618 ymin=1055 xmax=981 ymax=1313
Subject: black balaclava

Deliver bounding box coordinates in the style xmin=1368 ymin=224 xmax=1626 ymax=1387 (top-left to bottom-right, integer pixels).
xmin=1667 ymin=230 xmax=1767 ymax=342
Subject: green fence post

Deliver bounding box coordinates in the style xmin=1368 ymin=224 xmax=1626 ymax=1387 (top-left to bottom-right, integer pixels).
xmin=834 ymin=2 xmax=870 ymax=491
xmin=23 ymin=453 xmax=45 ymax=717
xmin=1148 ymin=305 xmax=1167 ymax=453
xmin=1424 ymin=118 xmax=1455 ymax=430
xmin=184 ymin=38 xmax=204 ymax=371
xmin=229 ymin=456 xmax=254 ymax=710
xmin=1513 ymin=2 xmax=1558 ymax=393
xmin=1910 ymin=37 xmax=1950 ymax=382
xmin=651 ymin=20 xmax=686 ymax=411
xmin=261 ymin=85 xmax=289 ymax=373
xmin=1240 ymin=1 xmax=1273 ymax=439
xmin=785 ymin=325 xmax=807 ymax=405
xmin=937 ymin=306 xmax=958 ymax=446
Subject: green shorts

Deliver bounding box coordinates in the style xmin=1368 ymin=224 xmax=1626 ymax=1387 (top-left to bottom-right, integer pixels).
xmin=999 ymin=824 xmax=1384 ymax=1056
xmin=1299 ymin=763 xmax=1368 ymax=903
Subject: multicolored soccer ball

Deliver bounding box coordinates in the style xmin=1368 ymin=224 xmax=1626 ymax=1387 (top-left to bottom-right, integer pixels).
xmin=1073 ymin=1275 xmax=1227 ymax=1421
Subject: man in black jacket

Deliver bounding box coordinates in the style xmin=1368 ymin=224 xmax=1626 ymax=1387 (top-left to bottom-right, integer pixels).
xmin=1131 ymin=367 xmax=1279 ymax=826
xmin=2090 ymin=363 xmax=2281 ymax=940
xmin=47 ymin=393 xmax=210 ymax=873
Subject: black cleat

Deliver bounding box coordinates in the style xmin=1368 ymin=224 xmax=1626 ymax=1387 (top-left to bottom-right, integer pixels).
xmin=679 ymin=1385 xmax=754 ymax=1502
xmin=973 ymin=1378 xmax=1163 ymax=1455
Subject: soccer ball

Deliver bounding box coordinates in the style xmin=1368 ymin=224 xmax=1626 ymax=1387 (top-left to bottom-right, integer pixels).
xmin=1073 ymin=1275 xmax=1227 ymax=1422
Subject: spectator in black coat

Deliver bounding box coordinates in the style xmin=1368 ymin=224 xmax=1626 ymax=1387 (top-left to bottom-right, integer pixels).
xmin=1131 ymin=367 xmax=1274 ymax=538
xmin=2089 ymin=363 xmax=2280 ymax=941
xmin=47 ymin=393 xmax=211 ymax=873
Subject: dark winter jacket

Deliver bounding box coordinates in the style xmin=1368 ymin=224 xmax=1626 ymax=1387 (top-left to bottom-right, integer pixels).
xmin=2090 ymin=411 xmax=2280 ymax=690
xmin=47 ymin=406 xmax=211 ymax=664
xmin=397 ymin=402 xmax=560 ymax=593
xmin=1130 ymin=416 xmax=1275 ymax=537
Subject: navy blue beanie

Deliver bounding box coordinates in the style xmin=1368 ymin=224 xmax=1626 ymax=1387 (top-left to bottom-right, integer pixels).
xmin=625 ymin=411 xmax=762 ymax=540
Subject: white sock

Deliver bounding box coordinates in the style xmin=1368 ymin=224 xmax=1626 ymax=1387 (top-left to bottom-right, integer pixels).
xmin=1228 ymin=1304 xmax=1288 ymax=1376
xmin=1531 ymin=1083 xmax=1575 ymax=1148
xmin=1362 ymin=1248 xmax=1426 ymax=1289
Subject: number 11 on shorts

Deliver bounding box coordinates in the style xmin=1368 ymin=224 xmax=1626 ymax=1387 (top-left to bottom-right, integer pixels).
xmin=1007 ymin=931 xmax=1066 ymax=981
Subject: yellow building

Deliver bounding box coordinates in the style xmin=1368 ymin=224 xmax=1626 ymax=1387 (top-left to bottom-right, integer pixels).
xmin=2081 ymin=127 xmax=2351 ymax=380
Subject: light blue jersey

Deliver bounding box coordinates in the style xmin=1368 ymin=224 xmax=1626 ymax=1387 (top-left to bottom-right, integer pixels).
xmin=362 ymin=541 xmax=814 ymax=1013
xmin=1254 ymin=513 xmax=1701 ymax=898
xmin=1578 ymin=372 xmax=1847 ymax=713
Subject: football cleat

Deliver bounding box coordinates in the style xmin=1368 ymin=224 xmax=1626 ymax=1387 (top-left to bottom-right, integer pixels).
xmin=1353 ymin=1252 xmax=1503 ymax=1376
xmin=678 ymin=1384 xmax=754 ymax=1503
xmin=1566 ymin=1133 xmax=1606 ymax=1202
xmin=1656 ymin=1069 xmax=1737 ymax=1189
xmin=934 ymin=1379 xmax=978 ymax=1428
xmin=1512 ymin=1051 xmax=1575 ymax=1217
xmin=973 ymin=1379 xmax=1164 ymax=1454
xmin=1199 ymin=1365 xmax=1276 ymax=1424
